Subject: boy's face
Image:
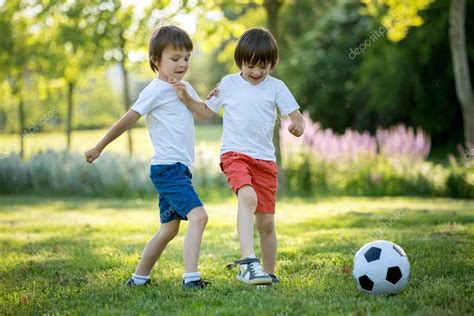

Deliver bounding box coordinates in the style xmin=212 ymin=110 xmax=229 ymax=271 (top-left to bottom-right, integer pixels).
xmin=154 ymin=46 xmax=191 ymax=82
xmin=241 ymin=62 xmax=271 ymax=85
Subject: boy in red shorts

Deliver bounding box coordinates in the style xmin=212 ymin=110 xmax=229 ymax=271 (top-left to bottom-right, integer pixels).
xmin=171 ymin=28 xmax=305 ymax=285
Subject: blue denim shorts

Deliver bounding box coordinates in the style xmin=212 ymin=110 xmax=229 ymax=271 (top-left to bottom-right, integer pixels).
xmin=149 ymin=163 xmax=203 ymax=224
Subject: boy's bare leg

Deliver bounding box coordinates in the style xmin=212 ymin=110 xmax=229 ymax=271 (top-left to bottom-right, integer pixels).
xmin=256 ymin=213 xmax=276 ymax=274
xmin=237 ymin=185 xmax=257 ymax=258
xmin=135 ymin=218 xmax=181 ymax=276
xmin=183 ymin=206 xmax=208 ymax=273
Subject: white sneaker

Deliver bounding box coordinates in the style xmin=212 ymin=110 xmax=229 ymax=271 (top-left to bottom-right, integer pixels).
xmin=234 ymin=257 xmax=272 ymax=285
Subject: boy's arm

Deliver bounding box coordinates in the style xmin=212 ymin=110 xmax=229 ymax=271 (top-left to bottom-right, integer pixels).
xmin=182 ymin=94 xmax=215 ymax=119
xmin=169 ymin=79 xmax=215 ymax=119
xmin=85 ymin=109 xmax=141 ymax=163
xmin=287 ymin=110 xmax=305 ymax=137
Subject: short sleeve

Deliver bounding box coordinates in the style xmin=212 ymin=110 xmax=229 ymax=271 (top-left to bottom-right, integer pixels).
xmin=184 ymin=82 xmax=202 ymax=102
xmin=131 ymin=81 xmax=161 ymax=115
xmin=204 ymin=80 xmax=224 ymax=113
xmin=275 ymin=80 xmax=299 ymax=116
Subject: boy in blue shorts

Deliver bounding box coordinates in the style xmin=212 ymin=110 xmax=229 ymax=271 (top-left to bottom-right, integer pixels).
xmin=171 ymin=28 xmax=305 ymax=285
xmin=85 ymin=26 xmax=209 ymax=289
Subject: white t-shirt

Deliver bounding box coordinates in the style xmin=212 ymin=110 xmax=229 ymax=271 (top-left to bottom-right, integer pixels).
xmin=131 ymin=78 xmax=200 ymax=166
xmin=205 ymin=73 xmax=299 ymax=161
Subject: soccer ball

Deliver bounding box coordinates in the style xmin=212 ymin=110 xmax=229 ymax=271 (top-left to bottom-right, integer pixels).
xmin=353 ymin=240 xmax=410 ymax=295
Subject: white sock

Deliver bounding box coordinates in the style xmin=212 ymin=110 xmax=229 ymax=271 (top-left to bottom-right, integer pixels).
xmin=183 ymin=272 xmax=201 ymax=283
xmin=131 ymin=273 xmax=150 ymax=285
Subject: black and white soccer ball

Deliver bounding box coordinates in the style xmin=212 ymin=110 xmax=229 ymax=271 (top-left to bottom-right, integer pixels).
xmin=353 ymin=240 xmax=410 ymax=295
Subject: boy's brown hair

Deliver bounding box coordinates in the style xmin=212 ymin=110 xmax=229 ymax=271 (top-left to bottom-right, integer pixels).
xmin=148 ymin=26 xmax=193 ymax=73
xmin=234 ymin=28 xmax=279 ymax=70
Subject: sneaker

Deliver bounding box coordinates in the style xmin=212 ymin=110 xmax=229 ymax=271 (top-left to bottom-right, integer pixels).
xmin=256 ymin=274 xmax=279 ymax=288
xmin=181 ymin=278 xmax=210 ymax=289
xmin=269 ymin=274 xmax=280 ymax=284
xmin=125 ymin=277 xmax=151 ymax=286
xmin=234 ymin=257 xmax=272 ymax=285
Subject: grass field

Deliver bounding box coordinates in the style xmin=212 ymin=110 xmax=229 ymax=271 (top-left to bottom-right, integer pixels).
xmin=0 ymin=125 xmax=223 ymax=160
xmin=1 ymin=196 xmax=473 ymax=315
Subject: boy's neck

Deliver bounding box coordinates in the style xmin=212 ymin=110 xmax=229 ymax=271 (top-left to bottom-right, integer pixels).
xmin=157 ymin=74 xmax=170 ymax=83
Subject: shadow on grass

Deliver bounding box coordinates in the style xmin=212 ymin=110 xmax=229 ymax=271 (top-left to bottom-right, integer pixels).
xmin=0 ymin=195 xmax=155 ymax=212
xmin=4 ymin=233 xmax=116 ymax=275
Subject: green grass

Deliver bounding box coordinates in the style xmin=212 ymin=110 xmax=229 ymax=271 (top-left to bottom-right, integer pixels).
xmin=1 ymin=196 xmax=473 ymax=315
xmin=0 ymin=124 xmax=222 ymax=159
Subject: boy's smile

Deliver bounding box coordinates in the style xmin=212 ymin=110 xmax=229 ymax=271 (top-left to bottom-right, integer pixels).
xmin=241 ymin=62 xmax=271 ymax=85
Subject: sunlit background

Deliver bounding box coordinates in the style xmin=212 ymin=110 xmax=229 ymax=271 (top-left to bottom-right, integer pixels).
xmin=0 ymin=0 xmax=473 ymax=198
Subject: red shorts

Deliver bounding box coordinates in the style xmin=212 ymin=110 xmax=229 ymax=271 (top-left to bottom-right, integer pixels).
xmin=219 ymin=151 xmax=278 ymax=214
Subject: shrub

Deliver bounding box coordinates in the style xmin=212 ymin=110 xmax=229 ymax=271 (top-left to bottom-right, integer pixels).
xmin=280 ymin=112 xmax=452 ymax=197
xmin=0 ymin=149 xmax=231 ymax=198
xmin=0 ymin=122 xmax=471 ymax=199
xmin=445 ymin=145 xmax=474 ymax=198
xmin=0 ymin=153 xmax=31 ymax=194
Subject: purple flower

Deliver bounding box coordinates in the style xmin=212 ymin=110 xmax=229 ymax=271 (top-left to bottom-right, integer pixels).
xmin=280 ymin=112 xmax=430 ymax=163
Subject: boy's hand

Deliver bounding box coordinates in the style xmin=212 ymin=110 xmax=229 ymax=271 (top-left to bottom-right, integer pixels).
xmin=288 ymin=120 xmax=305 ymax=137
xmin=288 ymin=121 xmax=304 ymax=137
xmin=85 ymin=146 xmax=101 ymax=164
xmin=206 ymin=82 xmax=220 ymax=100
xmin=288 ymin=110 xmax=305 ymax=137
xmin=169 ymin=78 xmax=189 ymax=102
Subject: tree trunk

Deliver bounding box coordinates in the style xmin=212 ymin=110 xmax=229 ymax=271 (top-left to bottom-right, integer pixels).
xmin=11 ymin=78 xmax=25 ymax=159
xmin=449 ymin=0 xmax=474 ymax=146
xmin=120 ymin=35 xmax=133 ymax=157
xmin=264 ymin=0 xmax=286 ymax=194
xmin=66 ymin=81 xmax=74 ymax=150
xmin=18 ymin=93 xmax=25 ymax=160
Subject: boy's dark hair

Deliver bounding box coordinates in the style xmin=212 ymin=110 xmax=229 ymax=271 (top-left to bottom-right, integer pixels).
xmin=234 ymin=28 xmax=279 ymax=70
xmin=148 ymin=26 xmax=193 ymax=73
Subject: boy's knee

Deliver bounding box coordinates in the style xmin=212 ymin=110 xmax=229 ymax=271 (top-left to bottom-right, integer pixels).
xmin=159 ymin=226 xmax=179 ymax=241
xmin=238 ymin=186 xmax=257 ymax=209
xmin=188 ymin=207 xmax=208 ymax=227
xmin=256 ymin=216 xmax=274 ymax=235
xmin=170 ymin=226 xmax=180 ymax=237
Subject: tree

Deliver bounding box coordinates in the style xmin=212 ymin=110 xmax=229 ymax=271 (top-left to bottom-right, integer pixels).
xmin=360 ymin=0 xmax=433 ymax=42
xmin=43 ymin=0 xmax=120 ymax=150
xmin=361 ymin=0 xmax=473 ymax=145
xmin=449 ymin=0 xmax=473 ymax=147
xmin=0 ymin=0 xmax=46 ymax=158
xmin=357 ymin=0 xmax=466 ymax=144
xmin=278 ymin=0 xmax=470 ymax=149
xmin=278 ymin=0 xmax=373 ymax=132
xmin=103 ymin=0 xmax=173 ymax=156
xmin=264 ymin=0 xmax=286 ymax=192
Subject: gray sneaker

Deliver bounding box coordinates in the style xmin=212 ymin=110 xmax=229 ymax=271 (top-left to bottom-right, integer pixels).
xmin=269 ymin=274 xmax=280 ymax=283
xmin=181 ymin=278 xmax=210 ymax=290
xmin=125 ymin=277 xmax=150 ymax=286
xmin=234 ymin=257 xmax=272 ymax=285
